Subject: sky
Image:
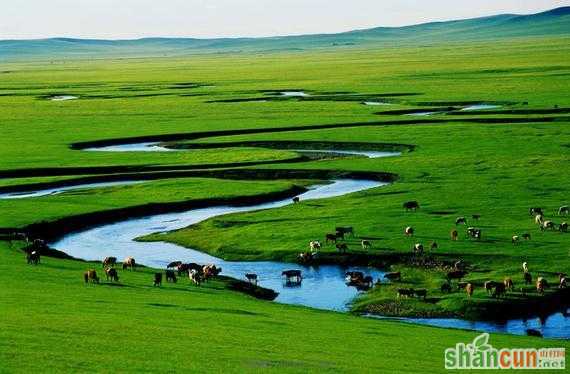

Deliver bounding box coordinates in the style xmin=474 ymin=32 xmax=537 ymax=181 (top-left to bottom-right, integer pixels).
xmin=1 ymin=0 xmax=569 ymax=40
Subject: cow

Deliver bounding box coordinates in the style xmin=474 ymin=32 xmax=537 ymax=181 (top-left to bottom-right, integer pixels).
xmin=413 ymin=289 xmax=427 ymax=300
xmin=102 ymin=256 xmax=117 ymax=268
xmin=447 ymin=270 xmax=467 ymax=281
xmin=153 ymin=273 xmax=162 ymax=287
xmin=559 ymin=275 xmax=567 ymax=289
xmin=524 ymin=271 xmax=532 ymax=285
xmin=559 ymin=205 xmax=569 ymax=216
xmin=282 ymin=270 xmax=302 ymax=284
xmin=484 ymin=280 xmax=498 ymax=294
xmin=26 ymin=251 xmax=40 ymax=265
xmin=413 ymin=243 xmax=424 ymax=255
xmin=504 ymin=277 xmax=514 ymax=291
xmin=189 ymin=269 xmax=202 ymax=286
xmin=165 ymin=270 xmax=177 ymax=283
xmin=529 ymin=207 xmax=543 ymax=216
xmin=84 ymin=270 xmax=99 ymax=284
xmin=559 ymin=222 xmax=568 ymax=232
xmin=536 ymin=277 xmax=548 ymax=294
xmin=105 ymin=267 xmax=119 ymax=282
xmin=292 ymin=197 xmax=300 ymax=204
xmin=471 ymin=214 xmax=481 ymax=221
xmin=404 ymin=226 xmax=414 ymax=237
xmin=245 ymin=273 xmax=258 ymax=285
xmin=345 ymin=271 xmax=364 ymax=283
xmin=522 ymin=262 xmax=529 ymax=273
xmin=336 ymin=243 xmax=348 ymax=254
xmin=177 ymin=263 xmax=201 ymax=276
xmin=384 ymin=272 xmax=401 ymax=281
xmin=450 ymin=229 xmax=458 ymax=241
xmin=522 ymin=233 xmax=531 ymax=240
xmin=455 ymin=217 xmax=467 ymax=225
xmin=309 ymin=240 xmax=321 ymax=252
xmin=493 ymin=283 xmax=506 ymax=298
xmin=535 ymin=214 xmax=544 ymax=225
xmin=403 ymin=201 xmax=420 ymax=211
xmin=541 ymin=221 xmax=555 ymax=231
xmin=336 ymin=226 xmax=354 ymax=237
xmin=467 ymin=227 xmax=481 ymax=240
xmin=203 ymin=264 xmax=221 ymax=280
xmin=122 ymin=257 xmax=136 ymax=271
xmin=397 ymin=288 xmax=414 ymax=298
xmin=466 ymin=283 xmax=474 ymax=298
xmin=361 ymin=240 xmax=372 ymax=250
xmin=325 ymin=233 xmax=338 ymax=244
xmin=167 ymin=261 xmax=182 ymax=269
xmin=512 ymin=235 xmax=520 ymax=245
xmin=430 ymin=241 xmax=438 ymax=251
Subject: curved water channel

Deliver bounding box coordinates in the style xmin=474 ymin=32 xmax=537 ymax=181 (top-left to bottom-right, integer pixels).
xmin=46 ymin=143 xmax=568 ymax=338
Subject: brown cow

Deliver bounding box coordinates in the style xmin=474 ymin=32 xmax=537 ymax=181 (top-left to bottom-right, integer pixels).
xmin=466 ymin=283 xmax=474 ymax=298
xmin=102 ymin=256 xmax=117 ymax=268
xmin=153 ymin=273 xmax=162 ymax=287
xmin=84 ymin=269 xmax=99 ymax=284
xmin=105 ymin=267 xmax=119 ymax=282
xmin=493 ymin=283 xmax=506 ymax=298
xmin=122 ymin=257 xmax=136 ymax=271
xmin=504 ymin=277 xmax=513 ymax=291
xmin=450 ymin=229 xmax=458 ymax=241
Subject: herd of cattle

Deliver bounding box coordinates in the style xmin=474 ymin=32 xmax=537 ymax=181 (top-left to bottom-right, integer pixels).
xmin=83 ymin=256 xmax=223 ymax=287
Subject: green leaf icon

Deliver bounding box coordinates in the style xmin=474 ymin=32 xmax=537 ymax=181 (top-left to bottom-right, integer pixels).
xmin=472 ymin=333 xmax=490 ymax=350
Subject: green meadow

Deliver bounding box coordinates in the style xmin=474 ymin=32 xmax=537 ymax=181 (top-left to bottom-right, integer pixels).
xmin=1 ymin=34 xmax=569 ymax=372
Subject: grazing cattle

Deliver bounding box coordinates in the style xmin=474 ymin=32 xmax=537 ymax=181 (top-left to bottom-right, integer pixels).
xmin=522 ymin=262 xmax=529 ymax=273
xmin=512 ymin=235 xmax=520 ymax=245
xmin=504 ymin=277 xmax=513 ymax=291
xmin=455 ymin=217 xmax=467 ymax=225
xmin=441 ymin=282 xmax=452 ymax=293
xmin=450 ymin=229 xmax=458 ymax=241
xmin=292 ymin=197 xmax=300 ymax=204
xmin=165 ymin=270 xmax=177 ymax=283
xmin=467 ymin=227 xmax=481 ymax=240
xmin=384 ymin=272 xmax=401 ymax=281
xmin=189 ymin=269 xmax=202 ymax=286
xmin=559 ymin=205 xmax=569 ymax=216
xmin=309 ymin=240 xmax=321 ymax=252
xmin=397 ymin=288 xmax=414 ymax=298
xmin=430 ymin=241 xmax=438 ymax=251
xmin=522 ymin=233 xmax=531 ymax=240
xmin=559 ymin=276 xmax=567 ymax=289
xmin=336 ymin=226 xmax=354 ymax=237
xmin=403 ymin=201 xmax=420 ymax=211
xmin=413 ymin=243 xmax=424 ymax=255
xmin=536 ymin=277 xmax=548 ymax=294
xmin=325 ymin=233 xmax=338 ymax=244
xmin=122 ymin=257 xmax=136 ymax=271
xmin=361 ymin=240 xmax=372 ymax=250
xmin=471 ymin=214 xmax=481 ymax=221
xmin=102 ymin=256 xmax=117 ymax=268
xmin=541 ymin=221 xmax=555 ymax=231
xmin=203 ymin=264 xmax=221 ymax=280
xmin=167 ymin=261 xmax=182 ymax=269
xmin=529 ymin=207 xmax=543 ymax=216
xmin=84 ymin=269 xmax=99 ymax=284
xmin=336 ymin=243 xmax=348 ymax=253
xmin=559 ymin=222 xmax=568 ymax=232
xmin=535 ymin=214 xmax=544 ymax=225
xmin=524 ymin=271 xmax=532 ymax=285
xmin=153 ymin=273 xmax=162 ymax=287
xmin=26 ymin=251 xmax=40 ymax=265
xmin=245 ymin=273 xmax=258 ymax=285
xmin=447 ymin=270 xmax=467 ymax=281
xmin=105 ymin=267 xmax=119 ymax=282
xmin=413 ymin=289 xmax=427 ymax=300
xmin=177 ymin=262 xmax=201 ymax=276
xmin=466 ymin=283 xmax=474 ymax=298
xmin=484 ymin=281 xmax=497 ymax=295
xmin=345 ymin=271 xmax=364 ymax=283
xmin=282 ymin=270 xmax=302 ymax=284
xmin=404 ymin=226 xmax=414 ymax=237
xmin=493 ymin=283 xmax=506 ymax=298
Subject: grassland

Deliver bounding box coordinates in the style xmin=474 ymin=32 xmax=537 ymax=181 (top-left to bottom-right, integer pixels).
xmin=1 ymin=35 xmax=569 ymax=371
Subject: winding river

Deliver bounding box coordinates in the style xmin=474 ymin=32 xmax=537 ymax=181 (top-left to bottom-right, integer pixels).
xmin=47 ymin=144 xmax=569 ymax=338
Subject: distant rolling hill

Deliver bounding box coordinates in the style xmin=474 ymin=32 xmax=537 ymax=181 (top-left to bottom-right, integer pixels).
xmin=1 ymin=6 xmax=569 ymax=60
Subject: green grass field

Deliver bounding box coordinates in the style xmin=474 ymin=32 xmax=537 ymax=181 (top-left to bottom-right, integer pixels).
xmin=1 ymin=35 xmax=569 ymax=372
